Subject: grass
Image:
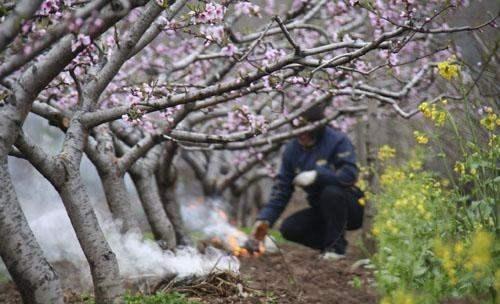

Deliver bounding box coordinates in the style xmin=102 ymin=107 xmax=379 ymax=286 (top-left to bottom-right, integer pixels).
xmin=125 ymin=292 xmax=200 ymax=304
xmin=83 ymin=292 xmax=200 ymax=304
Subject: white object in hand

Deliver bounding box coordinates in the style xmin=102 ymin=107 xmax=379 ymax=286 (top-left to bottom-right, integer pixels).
xmin=293 ymin=170 xmax=317 ymax=187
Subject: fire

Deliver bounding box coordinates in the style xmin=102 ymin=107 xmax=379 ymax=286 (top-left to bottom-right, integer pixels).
xmin=228 ymin=235 xmax=250 ymax=257
xmin=226 ymin=234 xmax=265 ymax=257
xmin=188 ymin=197 xmax=266 ymax=258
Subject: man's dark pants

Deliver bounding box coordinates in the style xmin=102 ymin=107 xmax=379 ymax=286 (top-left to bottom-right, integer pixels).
xmin=279 ymin=185 xmax=364 ymax=254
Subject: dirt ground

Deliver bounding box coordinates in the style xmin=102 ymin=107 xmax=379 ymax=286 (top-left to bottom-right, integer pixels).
xmin=193 ymin=241 xmax=378 ymax=304
xmin=0 ymin=240 xmax=377 ymax=304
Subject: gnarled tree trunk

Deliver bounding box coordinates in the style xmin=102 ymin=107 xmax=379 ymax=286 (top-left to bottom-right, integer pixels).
xmin=130 ymin=165 xmax=176 ymax=249
xmin=0 ymin=160 xmax=64 ymax=304
xmin=85 ymin=128 xmax=140 ymax=233
xmin=57 ymin=170 xmax=123 ymax=303
xmin=156 ymin=143 xmax=192 ymax=246
xmin=99 ymin=171 xmax=141 ymax=233
xmin=16 ymin=118 xmax=124 ymax=303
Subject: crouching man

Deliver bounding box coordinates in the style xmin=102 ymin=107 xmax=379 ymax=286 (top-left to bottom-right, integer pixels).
xmin=251 ymin=105 xmax=364 ymax=260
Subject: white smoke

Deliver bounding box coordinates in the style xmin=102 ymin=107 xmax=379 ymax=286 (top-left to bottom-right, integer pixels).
xmin=0 ymin=115 xmax=241 ymax=287
xmin=28 ymin=208 xmax=239 ymax=283
xmin=181 ymin=197 xmax=249 ymax=247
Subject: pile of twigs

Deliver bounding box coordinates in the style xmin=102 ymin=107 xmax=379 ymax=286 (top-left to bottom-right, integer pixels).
xmin=154 ymin=271 xmax=258 ymax=298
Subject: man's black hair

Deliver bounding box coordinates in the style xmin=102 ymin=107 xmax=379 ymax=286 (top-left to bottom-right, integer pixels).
xmin=301 ymin=103 xmax=325 ymax=122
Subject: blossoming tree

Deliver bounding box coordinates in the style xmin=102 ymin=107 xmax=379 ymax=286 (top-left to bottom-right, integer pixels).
xmin=0 ymin=0 xmax=496 ymax=303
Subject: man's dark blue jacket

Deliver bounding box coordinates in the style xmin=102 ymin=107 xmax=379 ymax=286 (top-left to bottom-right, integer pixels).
xmin=257 ymin=126 xmax=359 ymax=226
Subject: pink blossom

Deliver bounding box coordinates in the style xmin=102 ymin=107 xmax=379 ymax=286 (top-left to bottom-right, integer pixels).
xmin=221 ymin=44 xmax=238 ymax=56
xmin=234 ymin=2 xmax=261 ymax=17
xmin=193 ymin=2 xmax=225 ymax=24
xmin=71 ymin=34 xmax=92 ymax=52
xmin=200 ymin=25 xmax=225 ymax=43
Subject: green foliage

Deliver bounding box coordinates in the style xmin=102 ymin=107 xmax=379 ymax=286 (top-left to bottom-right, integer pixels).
xmin=79 ymin=292 xmax=200 ymax=304
xmin=124 ymin=292 xmax=200 ymax=304
xmin=371 ymin=103 xmax=499 ymax=303
xmin=263 ymin=291 xmax=279 ymax=304
xmin=350 ymin=276 xmax=363 ymax=289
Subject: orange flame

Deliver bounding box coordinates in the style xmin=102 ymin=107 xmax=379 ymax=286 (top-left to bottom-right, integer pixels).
xmin=228 ymin=235 xmax=250 ymax=257
xmin=226 ymin=234 xmax=265 ymax=257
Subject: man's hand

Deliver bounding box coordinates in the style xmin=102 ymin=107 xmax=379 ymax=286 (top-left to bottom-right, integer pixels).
xmin=251 ymin=220 xmax=269 ymax=241
xmin=293 ymin=170 xmax=317 ymax=187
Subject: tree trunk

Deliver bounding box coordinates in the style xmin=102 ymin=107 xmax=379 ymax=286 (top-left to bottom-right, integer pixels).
xmin=99 ymin=170 xmax=141 ymax=233
xmin=86 ymin=124 xmax=142 ymax=233
xmin=361 ymin=103 xmax=379 ymax=253
xmin=130 ymin=169 xmax=176 ymax=249
xmin=15 ymin=117 xmax=125 ymax=303
xmin=156 ymin=144 xmax=192 ymax=246
xmin=57 ymin=170 xmax=124 ymax=303
xmin=0 ymin=160 xmax=64 ymax=304
xmin=158 ymin=186 xmax=192 ymax=246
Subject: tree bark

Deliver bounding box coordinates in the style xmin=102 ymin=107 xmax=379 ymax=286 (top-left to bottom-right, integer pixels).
xmin=99 ymin=171 xmax=141 ymax=233
xmin=0 ymin=160 xmax=64 ymax=304
xmin=156 ymin=144 xmax=192 ymax=246
xmin=57 ymin=118 xmax=124 ymax=304
xmin=86 ymin=125 xmax=143 ymax=233
xmin=57 ymin=170 xmax=123 ymax=303
xmin=16 ymin=120 xmax=125 ymax=303
xmin=130 ymin=168 xmax=176 ymax=249
xmin=361 ymin=102 xmax=378 ymax=253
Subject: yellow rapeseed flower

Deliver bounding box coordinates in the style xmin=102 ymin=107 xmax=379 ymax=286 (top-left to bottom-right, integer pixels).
xmin=480 ymin=112 xmax=498 ymax=131
xmin=467 ymin=229 xmax=493 ymax=271
xmin=413 ymin=131 xmax=429 ymax=144
xmin=437 ymin=56 xmax=460 ymax=80
xmin=434 ymin=111 xmax=447 ymax=126
xmin=391 ymin=288 xmax=417 ymax=304
xmin=470 ymin=168 xmax=477 ymax=176
xmin=378 ymin=145 xmax=396 ymax=161
xmin=408 ymin=159 xmax=422 ymax=171
xmin=454 ymin=162 xmax=465 ymax=175
xmin=454 ymin=242 xmax=464 ymax=256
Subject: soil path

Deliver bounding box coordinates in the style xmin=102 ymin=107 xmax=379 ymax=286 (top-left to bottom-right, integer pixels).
xmin=0 ymin=243 xmax=377 ymax=304
xmin=197 ymin=242 xmax=377 ymax=304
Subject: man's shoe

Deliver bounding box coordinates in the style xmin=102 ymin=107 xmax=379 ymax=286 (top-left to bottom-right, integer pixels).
xmin=321 ymin=251 xmax=346 ymax=261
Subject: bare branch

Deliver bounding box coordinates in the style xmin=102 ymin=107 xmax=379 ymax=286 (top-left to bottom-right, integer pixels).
xmin=118 ymin=134 xmax=157 ymax=172
xmin=14 ymin=131 xmax=59 ymax=178
xmin=274 ymin=16 xmax=302 ymax=55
